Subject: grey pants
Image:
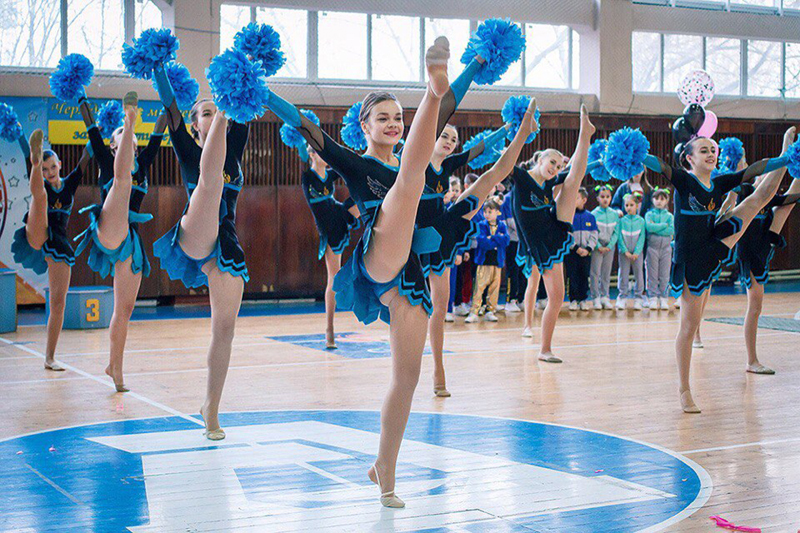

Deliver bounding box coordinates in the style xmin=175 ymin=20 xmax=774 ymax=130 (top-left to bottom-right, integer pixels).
xmin=618 ymin=253 xmax=644 ymax=299
xmin=590 ymin=248 xmax=614 ymax=299
xmin=646 ymin=235 xmax=672 ymax=298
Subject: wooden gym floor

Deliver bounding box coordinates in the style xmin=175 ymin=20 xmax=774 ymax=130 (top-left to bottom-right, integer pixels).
xmin=1 ymin=292 xmax=798 ymax=532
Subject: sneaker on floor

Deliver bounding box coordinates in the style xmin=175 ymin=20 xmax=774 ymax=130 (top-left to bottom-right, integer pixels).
xmin=674 ymin=299 xmax=681 ymax=309
xmin=692 ymin=339 xmax=704 ymax=349
xmin=659 ymin=297 xmax=670 ymax=310
xmin=569 ymin=300 xmax=579 ymax=311
xmin=465 ymin=313 xmax=479 ymax=323
xmin=521 ymin=327 xmax=533 ymax=338
xmin=616 ymin=298 xmax=627 ymax=310
xmin=633 ymin=298 xmax=643 ymax=310
xmin=649 ymin=298 xmax=659 ymax=310
xmin=593 ymin=298 xmax=602 ymax=310
xmin=505 ymin=300 xmax=522 ymax=313
xmin=580 ymin=300 xmax=591 ymax=311
xmin=454 ymin=303 xmax=470 ymax=316
xmin=536 ymin=299 xmax=548 ymax=310
xmin=601 ymin=297 xmax=613 ymax=310
xmin=484 ymin=311 xmax=499 ymax=322
xmin=445 ymin=312 xmax=455 ymax=323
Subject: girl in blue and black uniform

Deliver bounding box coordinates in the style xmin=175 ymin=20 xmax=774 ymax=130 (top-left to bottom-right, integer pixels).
xmin=296 ymin=143 xmax=360 ymax=349
xmin=724 ymin=149 xmax=800 ymax=376
xmin=151 ymin=65 xmax=250 ymax=440
xmin=422 ymin=123 xmax=508 ymax=398
xmin=75 ymin=93 xmax=167 ymax=392
xmin=10 ymin=129 xmax=91 ymax=371
xmin=642 ymin=128 xmax=797 ymax=413
xmin=475 ymin=104 xmax=595 ymax=364
xmin=264 ymin=38 xmax=507 ymax=507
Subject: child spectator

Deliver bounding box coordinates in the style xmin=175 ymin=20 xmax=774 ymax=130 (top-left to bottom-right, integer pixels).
xmin=645 ymin=188 xmax=675 ymax=310
xmin=591 ymin=184 xmax=618 ymax=310
xmin=465 ymin=199 xmax=510 ymax=323
xmin=566 ymin=188 xmax=597 ymax=311
xmin=616 ymin=193 xmax=646 ymax=310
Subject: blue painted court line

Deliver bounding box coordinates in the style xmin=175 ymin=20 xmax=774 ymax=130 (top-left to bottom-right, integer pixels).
xmin=265 ymin=331 xmax=446 ymax=358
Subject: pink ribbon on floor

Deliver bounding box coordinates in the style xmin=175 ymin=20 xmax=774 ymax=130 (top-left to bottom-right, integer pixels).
xmin=709 ymin=515 xmax=761 ymax=533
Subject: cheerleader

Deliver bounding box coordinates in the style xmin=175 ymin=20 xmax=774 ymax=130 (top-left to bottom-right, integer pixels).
xmin=473 ymin=104 xmax=595 ymax=362
xmin=725 ymin=152 xmax=800 ymax=375
xmin=151 ymin=65 xmax=250 ymax=440
xmin=422 ymin=124 xmax=507 ymax=397
xmin=10 ymin=129 xmax=91 ymax=371
xmin=296 ymin=143 xmax=359 ymax=349
xmin=641 ymin=128 xmax=797 ymax=413
xmin=74 ymin=93 xmax=167 ymax=391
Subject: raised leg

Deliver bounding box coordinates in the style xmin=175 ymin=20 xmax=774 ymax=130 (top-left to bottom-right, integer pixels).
xmin=179 ymin=111 xmax=228 ymax=260
xmin=105 ymin=256 xmax=143 ymax=392
xmin=555 ymin=106 xmax=595 ymax=223
xmin=26 ymin=130 xmax=48 ymax=249
xmin=98 ymin=92 xmax=138 ymax=251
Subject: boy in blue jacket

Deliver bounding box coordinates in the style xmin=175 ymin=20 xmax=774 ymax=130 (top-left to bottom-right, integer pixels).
xmin=566 ymin=188 xmax=598 ymax=311
xmin=465 ymin=199 xmax=510 ymax=323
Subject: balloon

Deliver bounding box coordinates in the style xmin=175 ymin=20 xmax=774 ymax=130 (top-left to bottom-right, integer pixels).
xmin=677 ymin=69 xmax=715 ymax=107
xmin=696 ymin=110 xmax=718 ymax=137
xmin=673 ymin=142 xmax=685 ymax=166
xmin=683 ymin=103 xmax=705 ymax=132
xmin=672 ymin=117 xmax=694 ymax=144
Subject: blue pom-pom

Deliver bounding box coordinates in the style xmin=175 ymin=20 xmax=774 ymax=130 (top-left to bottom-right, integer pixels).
xmin=161 ymin=62 xmax=199 ymax=110
xmin=122 ymin=28 xmax=179 ymax=80
xmin=463 ymin=129 xmax=505 ymax=170
xmin=96 ymin=101 xmax=124 ymax=138
xmin=49 ymin=54 xmax=94 ymax=101
xmin=602 ymin=127 xmax=651 ymax=182
xmin=0 ymin=103 xmax=23 ymax=143
xmin=233 ymin=23 xmax=286 ymax=77
xmin=717 ymin=137 xmax=744 ymax=174
xmin=280 ymin=109 xmax=318 ymax=148
xmin=785 ymin=140 xmax=800 ymax=179
xmin=501 ymin=95 xmax=540 ymax=144
xmin=341 ymin=101 xmax=367 ymax=151
xmin=460 ymin=19 xmax=525 ymax=85
xmin=206 ymin=48 xmax=269 ymax=124
xmin=588 ymin=139 xmax=613 ymax=182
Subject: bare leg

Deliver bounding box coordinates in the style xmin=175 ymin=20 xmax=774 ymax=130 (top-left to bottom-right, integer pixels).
xmin=105 ymin=257 xmax=143 ymax=392
xmin=770 ymin=177 xmax=800 ymax=233
xmin=97 ymin=92 xmax=138 ymax=250
xmin=539 ymin=265 xmax=565 ymax=363
xmin=428 ymin=269 xmax=450 ymax=395
xmin=364 ymin=38 xmax=450 ymax=283
xmin=44 ymin=259 xmax=71 ymax=370
xmin=555 ymin=105 xmax=595 ymax=223
xmin=199 ymin=264 xmax=244 ymax=437
xmin=323 ymin=247 xmax=341 ymax=349
xmin=179 ymin=111 xmax=227 ymax=259
xmin=693 ymin=290 xmax=710 ymax=347
xmin=26 ymin=130 xmax=48 ymax=249
xmin=523 ymin=268 xmax=541 ymax=334
xmin=367 ymin=288 xmax=428 ymax=502
xmin=720 ymin=169 xmax=788 ymax=249
xmin=676 ymin=288 xmax=705 ymax=413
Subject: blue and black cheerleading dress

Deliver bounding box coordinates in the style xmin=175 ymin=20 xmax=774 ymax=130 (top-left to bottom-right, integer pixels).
xmin=301 ymin=167 xmax=359 ymax=260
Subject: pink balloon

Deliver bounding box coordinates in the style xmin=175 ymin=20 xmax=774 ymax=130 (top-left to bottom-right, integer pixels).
xmin=696 ymin=110 xmax=718 ymax=137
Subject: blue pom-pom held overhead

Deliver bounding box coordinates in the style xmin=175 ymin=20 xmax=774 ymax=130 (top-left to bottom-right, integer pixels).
xmin=588 ymin=139 xmax=613 ymax=182
xmin=717 ymin=137 xmax=744 ymax=174
xmin=463 ymin=129 xmax=506 ymax=170
xmin=0 ymin=103 xmax=23 ymax=143
xmin=206 ymin=48 xmax=270 ymax=124
xmin=460 ymin=19 xmax=525 ymax=85
xmin=233 ymin=23 xmax=286 ymax=77
xmin=96 ymin=100 xmax=125 ymax=139
xmin=602 ymin=127 xmax=651 ymax=182
xmin=122 ymin=28 xmax=179 ymax=80
xmin=341 ymin=101 xmax=367 ymax=151
xmin=501 ymin=95 xmax=540 ymax=144
xmin=49 ymin=54 xmax=94 ymax=101
xmin=785 ymin=140 xmax=800 ymax=179
xmin=280 ymin=109 xmax=319 ymax=149
xmin=161 ymin=62 xmax=199 ymax=110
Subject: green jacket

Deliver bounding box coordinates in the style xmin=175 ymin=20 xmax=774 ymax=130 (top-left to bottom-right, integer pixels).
xmin=616 ymin=214 xmax=646 ymax=255
xmin=645 ymin=208 xmax=675 ymax=237
xmin=591 ymin=206 xmax=619 ymax=248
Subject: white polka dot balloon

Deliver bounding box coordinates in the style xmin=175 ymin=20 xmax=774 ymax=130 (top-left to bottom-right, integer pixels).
xmin=677 ymin=69 xmax=715 ymax=107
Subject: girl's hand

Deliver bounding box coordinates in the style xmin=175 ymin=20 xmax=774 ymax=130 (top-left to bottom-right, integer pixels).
xmin=632 ymin=254 xmax=639 ymax=261
xmin=599 ymin=246 xmax=609 ymax=254
xmin=454 ymin=255 xmax=463 ymax=266
xmin=463 ymin=252 xmax=470 ymax=262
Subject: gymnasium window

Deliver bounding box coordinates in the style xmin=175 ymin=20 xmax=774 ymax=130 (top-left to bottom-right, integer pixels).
xmin=635 ymin=0 xmax=789 ymax=13
xmin=372 ymin=15 xmax=420 ymax=82
xmin=317 ymin=11 xmax=368 ymax=80
xmin=632 ymin=32 xmax=661 ymax=92
xmin=424 ymin=18 xmax=471 ymax=79
xmin=663 ymin=34 xmax=703 ymax=92
xmin=747 ymin=40 xmax=782 ymax=97
xmin=0 ymin=0 xmax=163 ymax=71
xmin=705 ymin=37 xmax=741 ymax=95
xmin=785 ymin=43 xmax=800 ymax=97
xmin=524 ymin=24 xmax=575 ymax=90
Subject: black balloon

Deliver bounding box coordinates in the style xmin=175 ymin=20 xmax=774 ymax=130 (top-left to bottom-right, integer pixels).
xmin=683 ymin=103 xmax=705 ymax=132
xmin=673 ymin=142 xmax=686 ymax=165
xmin=672 ymin=117 xmax=694 ymax=144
